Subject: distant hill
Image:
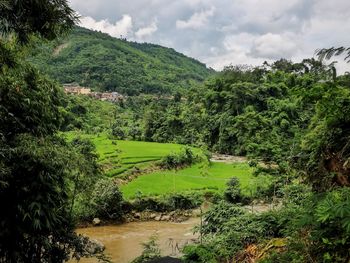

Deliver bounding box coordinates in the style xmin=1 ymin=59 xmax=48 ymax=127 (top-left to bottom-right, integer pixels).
xmin=29 ymin=27 xmax=214 ymax=95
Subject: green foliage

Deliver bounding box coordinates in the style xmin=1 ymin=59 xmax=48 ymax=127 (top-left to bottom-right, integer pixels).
xmin=182 ymin=245 xmax=217 ymax=263
xmin=0 ymin=134 xmax=75 ymax=262
xmin=0 ymin=0 xmax=77 ymax=44
xmin=186 ymin=201 xmax=289 ymax=261
xmin=201 ymin=201 xmax=246 ymax=234
xmin=29 ymin=27 xmax=213 ymax=95
xmin=131 ymin=192 xmax=202 ymax=212
xmin=224 ymin=177 xmax=243 ymax=203
xmin=0 ymin=66 xmax=104 ymax=260
xmin=0 ymin=64 xmax=63 ymax=139
xmin=281 ymin=183 xmax=312 ymax=205
xmin=262 ymin=188 xmax=350 ymax=263
xmin=296 ymin=83 xmax=350 ymax=190
xmin=120 ymin=59 xmax=336 ymax=164
xmin=0 ymin=2 xmax=109 ymax=260
xmin=90 ymin=179 xmax=124 ymax=220
xmin=61 ymin=94 xmax=115 ymax=133
xmin=69 ymin=137 xmax=102 ymax=221
xmin=0 ymin=57 xmax=100 ymax=261
xmin=317 ymin=46 xmax=350 ymax=63
xmin=111 ymin=120 xmax=127 ymax=139
xmin=131 ymin=235 xmax=161 ymax=263
xmin=160 ymin=147 xmax=200 ymax=170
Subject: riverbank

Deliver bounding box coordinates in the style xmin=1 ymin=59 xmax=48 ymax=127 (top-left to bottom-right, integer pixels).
xmin=71 ymin=217 xmax=200 ymax=263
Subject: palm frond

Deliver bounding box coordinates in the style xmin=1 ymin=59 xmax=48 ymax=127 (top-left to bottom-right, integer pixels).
xmin=316 ymin=47 xmax=350 ymax=63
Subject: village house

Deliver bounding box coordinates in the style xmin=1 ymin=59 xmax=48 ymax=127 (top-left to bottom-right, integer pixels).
xmin=100 ymin=92 xmax=123 ymax=102
xmin=63 ymin=83 xmax=125 ymax=102
xmin=63 ymin=83 xmax=91 ymax=95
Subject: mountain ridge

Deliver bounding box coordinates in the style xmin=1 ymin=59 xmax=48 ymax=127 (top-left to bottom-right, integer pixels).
xmin=30 ymin=26 xmax=214 ymax=95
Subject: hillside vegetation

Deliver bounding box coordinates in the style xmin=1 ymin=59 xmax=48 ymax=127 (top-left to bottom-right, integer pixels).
xmin=29 ymin=27 xmax=214 ymax=95
xmin=60 ymin=94 xmax=116 ymax=133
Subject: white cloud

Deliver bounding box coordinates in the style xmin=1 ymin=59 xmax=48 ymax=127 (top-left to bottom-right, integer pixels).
xmin=176 ymin=7 xmax=215 ymax=29
xmin=251 ymin=33 xmax=298 ymax=59
xmin=135 ymin=19 xmax=158 ymax=39
xmin=223 ymin=33 xmax=255 ymax=53
xmin=71 ymin=0 xmax=350 ymax=72
xmin=79 ymin=15 xmax=133 ymax=38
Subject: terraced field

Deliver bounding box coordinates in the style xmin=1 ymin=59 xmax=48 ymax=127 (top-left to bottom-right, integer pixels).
xmin=64 ymin=132 xmax=187 ymax=177
xmin=64 ymin=132 xmax=266 ymax=199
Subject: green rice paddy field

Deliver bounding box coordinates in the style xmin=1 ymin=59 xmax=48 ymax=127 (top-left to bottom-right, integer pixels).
xmin=64 ymin=132 xmax=263 ymax=199
xmin=64 ymin=132 xmax=187 ymax=176
xmin=121 ymin=162 xmax=254 ymax=199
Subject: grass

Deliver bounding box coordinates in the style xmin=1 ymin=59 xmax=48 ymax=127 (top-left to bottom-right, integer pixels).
xmin=121 ymin=162 xmax=256 ymax=199
xmin=64 ymin=132 xmax=266 ymax=199
xmin=63 ymin=132 xmax=189 ymax=176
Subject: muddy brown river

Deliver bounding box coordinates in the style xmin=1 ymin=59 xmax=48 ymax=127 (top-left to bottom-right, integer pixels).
xmin=70 ymin=218 xmax=200 ymax=263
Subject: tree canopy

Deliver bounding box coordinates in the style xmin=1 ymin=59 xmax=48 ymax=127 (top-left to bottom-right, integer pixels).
xmin=0 ymin=1 xmax=104 ymax=262
xmin=29 ymin=27 xmax=214 ymax=95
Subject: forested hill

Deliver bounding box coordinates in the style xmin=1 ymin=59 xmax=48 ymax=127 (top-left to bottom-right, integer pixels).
xmin=29 ymin=26 xmax=214 ymax=95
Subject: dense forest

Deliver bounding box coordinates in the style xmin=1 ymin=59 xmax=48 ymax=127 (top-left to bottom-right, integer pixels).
xmin=1 ymin=0 xmax=350 ymax=263
xmin=29 ymin=27 xmax=214 ymax=95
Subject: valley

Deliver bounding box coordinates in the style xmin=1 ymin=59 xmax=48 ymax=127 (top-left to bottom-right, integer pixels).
xmin=2 ymin=3 xmax=350 ymax=262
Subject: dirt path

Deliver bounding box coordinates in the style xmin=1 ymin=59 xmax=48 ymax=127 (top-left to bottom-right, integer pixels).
xmin=210 ymin=153 xmax=247 ymax=163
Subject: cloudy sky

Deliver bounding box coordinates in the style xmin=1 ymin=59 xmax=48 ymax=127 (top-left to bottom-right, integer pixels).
xmin=69 ymin=0 xmax=350 ymax=71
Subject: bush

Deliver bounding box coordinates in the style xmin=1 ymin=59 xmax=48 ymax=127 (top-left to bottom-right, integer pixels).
xmin=194 ymin=200 xmax=294 ymax=261
xmin=111 ymin=126 xmax=126 ymax=139
xmin=131 ymin=193 xmax=202 ymax=212
xmin=132 ymin=197 xmax=170 ymax=212
xmin=280 ymin=183 xmax=312 ymax=205
xmin=90 ymin=179 xmax=124 ymax=220
xmin=203 ymin=191 xmax=223 ymax=204
xmin=131 ymin=235 xmax=161 ymax=263
xmin=201 ymin=201 xmax=246 ymax=234
xmin=160 ymin=147 xmax=199 ymax=170
xmin=168 ymin=193 xmax=203 ymax=210
xmin=224 ymin=177 xmax=243 ymax=203
xmin=182 ymin=245 xmax=217 ymax=263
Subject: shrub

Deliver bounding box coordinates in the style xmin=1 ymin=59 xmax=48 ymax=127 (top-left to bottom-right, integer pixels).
xmin=90 ymin=179 xmax=124 ymax=220
xmin=201 ymin=201 xmax=246 ymax=234
xmin=111 ymin=122 xmax=126 ymax=139
xmin=224 ymin=177 xmax=243 ymax=203
xmin=131 ymin=235 xmax=161 ymax=263
xmin=160 ymin=147 xmax=199 ymax=170
xmin=280 ymin=183 xmax=312 ymax=205
xmin=194 ymin=200 xmax=294 ymax=261
xmin=182 ymin=245 xmax=217 ymax=263
xmin=203 ymin=191 xmax=223 ymax=204
xmin=168 ymin=193 xmax=203 ymax=210
xmin=130 ymin=193 xmax=202 ymax=212
xmin=132 ymin=197 xmax=170 ymax=212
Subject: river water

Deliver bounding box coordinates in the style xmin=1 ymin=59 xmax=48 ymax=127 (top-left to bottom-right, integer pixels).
xmin=70 ymin=218 xmax=200 ymax=263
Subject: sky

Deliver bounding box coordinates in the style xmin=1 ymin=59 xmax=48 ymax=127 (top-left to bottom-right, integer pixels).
xmin=69 ymin=0 xmax=350 ymax=71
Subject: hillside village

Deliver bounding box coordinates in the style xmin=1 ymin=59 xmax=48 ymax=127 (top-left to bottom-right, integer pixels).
xmin=63 ymin=83 xmax=125 ymax=102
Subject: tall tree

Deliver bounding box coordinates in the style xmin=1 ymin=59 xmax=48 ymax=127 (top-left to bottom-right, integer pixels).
xmin=0 ymin=1 xmax=100 ymax=262
xmin=0 ymin=0 xmax=77 ymax=43
xmin=317 ymin=47 xmax=350 ymax=63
